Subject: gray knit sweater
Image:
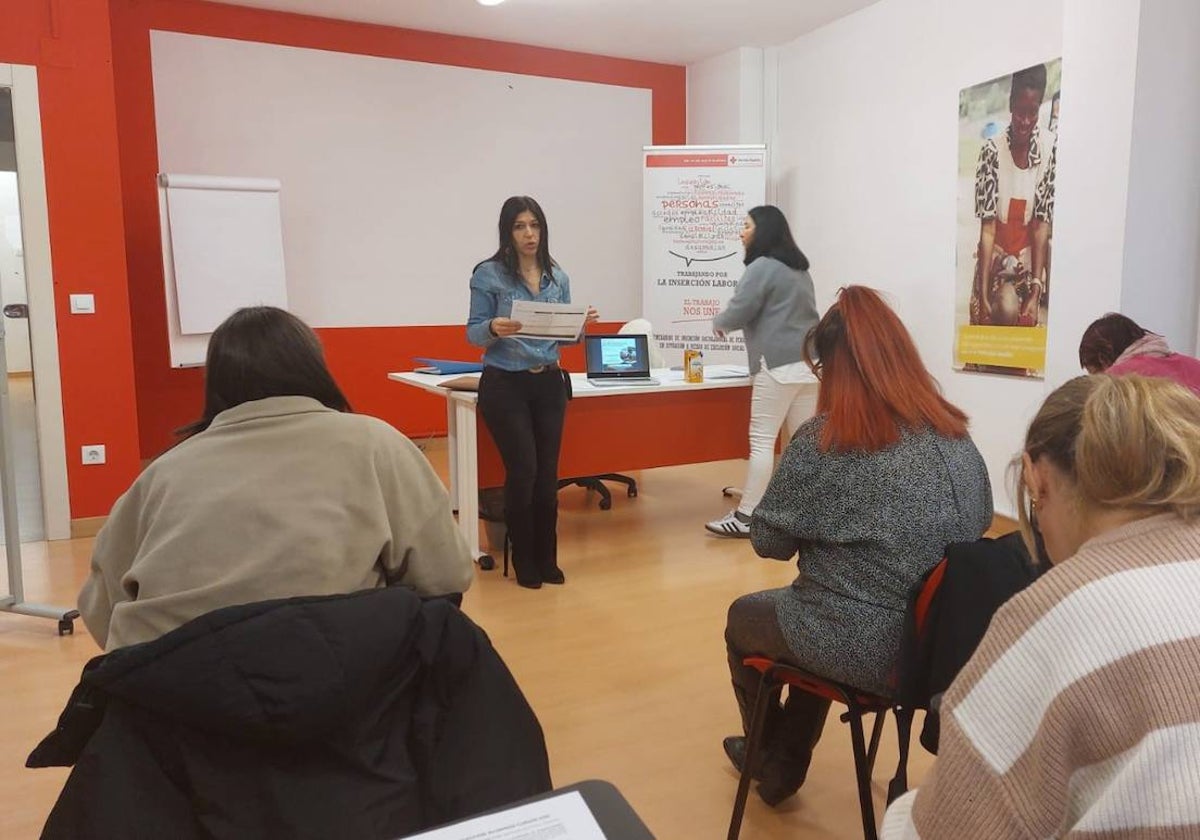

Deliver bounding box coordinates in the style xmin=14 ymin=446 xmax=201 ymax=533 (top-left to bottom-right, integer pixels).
xmin=749 ymin=416 xmax=993 ymax=694
xmin=712 ymin=256 xmax=818 ymax=375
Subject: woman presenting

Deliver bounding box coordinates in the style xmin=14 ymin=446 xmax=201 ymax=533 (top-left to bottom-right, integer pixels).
xmin=466 ymin=196 xmax=596 ymax=589
xmin=707 ymin=205 xmax=821 ymax=537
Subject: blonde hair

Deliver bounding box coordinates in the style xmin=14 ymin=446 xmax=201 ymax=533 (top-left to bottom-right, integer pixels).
xmin=1017 ymin=375 xmax=1200 ymax=557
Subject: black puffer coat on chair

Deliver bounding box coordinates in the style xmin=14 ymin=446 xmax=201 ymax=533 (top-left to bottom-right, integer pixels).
xmin=28 ymin=587 xmax=551 ymax=839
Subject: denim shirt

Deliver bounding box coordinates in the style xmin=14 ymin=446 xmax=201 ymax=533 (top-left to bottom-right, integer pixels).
xmin=466 ymin=260 xmax=571 ymax=371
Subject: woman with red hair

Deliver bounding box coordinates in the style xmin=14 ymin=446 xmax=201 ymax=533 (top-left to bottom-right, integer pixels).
xmin=722 ymin=286 xmax=993 ymax=806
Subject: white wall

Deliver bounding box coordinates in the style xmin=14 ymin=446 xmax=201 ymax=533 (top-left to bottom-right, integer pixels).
xmin=687 ymin=47 xmax=764 ymax=145
xmin=1043 ymin=0 xmax=1142 ymax=385
xmin=769 ymin=0 xmax=1065 ymax=515
xmin=692 ymin=0 xmax=1192 ymax=517
xmin=1118 ymin=0 xmax=1200 ymax=354
xmin=150 ymin=31 xmax=652 ymax=330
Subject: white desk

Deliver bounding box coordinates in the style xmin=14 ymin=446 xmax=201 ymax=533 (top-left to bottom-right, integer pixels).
xmin=389 ymin=367 xmax=752 ymax=563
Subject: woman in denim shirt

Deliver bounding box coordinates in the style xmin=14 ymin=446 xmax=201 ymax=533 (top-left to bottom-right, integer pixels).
xmin=466 ymin=196 xmax=596 ymax=589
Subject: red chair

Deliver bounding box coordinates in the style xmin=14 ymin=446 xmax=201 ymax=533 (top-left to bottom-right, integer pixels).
xmin=726 ymin=558 xmax=949 ymax=840
xmin=726 ymin=662 xmax=891 ymax=840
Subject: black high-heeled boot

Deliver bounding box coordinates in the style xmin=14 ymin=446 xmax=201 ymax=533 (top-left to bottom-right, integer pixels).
xmin=532 ymin=502 xmax=565 ymax=584
xmin=506 ymin=505 xmax=542 ymax=589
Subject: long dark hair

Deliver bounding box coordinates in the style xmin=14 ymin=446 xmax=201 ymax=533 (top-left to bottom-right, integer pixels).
xmin=476 ymin=195 xmax=557 ymax=280
xmin=744 ymin=205 xmax=809 ymax=271
xmin=178 ymin=306 xmax=351 ymax=438
xmin=1078 ymin=313 xmax=1149 ymax=372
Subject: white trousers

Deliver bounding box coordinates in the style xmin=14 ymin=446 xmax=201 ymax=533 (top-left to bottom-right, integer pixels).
xmin=737 ymin=370 xmax=819 ymax=516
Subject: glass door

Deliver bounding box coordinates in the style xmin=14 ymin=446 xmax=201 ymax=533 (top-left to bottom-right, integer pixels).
xmin=0 ymin=86 xmax=44 ymax=543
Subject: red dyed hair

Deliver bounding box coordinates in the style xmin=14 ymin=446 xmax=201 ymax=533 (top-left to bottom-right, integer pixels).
xmin=803 ymin=286 xmax=968 ymax=452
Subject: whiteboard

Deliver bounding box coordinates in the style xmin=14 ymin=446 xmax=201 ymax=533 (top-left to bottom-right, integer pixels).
xmin=149 ymin=31 xmax=651 ymax=330
xmin=157 ymin=174 xmax=289 ymax=367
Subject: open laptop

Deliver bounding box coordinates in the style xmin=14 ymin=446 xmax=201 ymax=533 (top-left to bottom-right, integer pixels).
xmin=585 ymin=334 xmax=660 ymax=387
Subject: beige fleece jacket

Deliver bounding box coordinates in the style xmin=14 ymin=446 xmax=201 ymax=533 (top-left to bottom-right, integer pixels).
xmin=79 ymin=397 xmax=473 ymax=650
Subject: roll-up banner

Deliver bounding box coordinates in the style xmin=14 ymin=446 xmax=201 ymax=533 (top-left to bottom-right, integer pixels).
xmin=642 ymin=145 xmax=767 ymax=366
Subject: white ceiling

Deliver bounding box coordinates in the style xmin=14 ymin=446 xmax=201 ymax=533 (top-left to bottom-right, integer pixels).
xmin=217 ymin=0 xmax=883 ymax=65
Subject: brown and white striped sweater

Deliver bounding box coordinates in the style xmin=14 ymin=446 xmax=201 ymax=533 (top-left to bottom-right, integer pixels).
xmin=882 ymin=513 xmax=1200 ymax=839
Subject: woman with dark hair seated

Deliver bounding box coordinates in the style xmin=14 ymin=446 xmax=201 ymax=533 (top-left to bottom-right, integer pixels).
xmin=79 ymin=306 xmax=473 ymax=651
xmin=1078 ymin=312 xmax=1200 ymax=396
xmin=723 ymin=286 xmax=993 ymax=806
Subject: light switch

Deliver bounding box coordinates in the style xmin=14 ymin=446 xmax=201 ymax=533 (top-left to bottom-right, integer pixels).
xmin=69 ymin=294 xmax=95 ymax=314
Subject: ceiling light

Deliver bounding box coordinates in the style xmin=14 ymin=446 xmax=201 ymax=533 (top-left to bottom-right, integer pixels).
xmin=477 ymin=0 xmax=506 ymax=5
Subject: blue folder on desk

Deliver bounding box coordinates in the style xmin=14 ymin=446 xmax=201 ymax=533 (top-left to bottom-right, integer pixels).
xmin=413 ymin=358 xmax=485 ymax=375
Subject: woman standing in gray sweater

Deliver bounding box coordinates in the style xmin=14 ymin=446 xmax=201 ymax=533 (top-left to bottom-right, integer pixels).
xmin=722 ymin=287 xmax=992 ymax=806
xmin=707 ymin=206 xmax=821 ymax=537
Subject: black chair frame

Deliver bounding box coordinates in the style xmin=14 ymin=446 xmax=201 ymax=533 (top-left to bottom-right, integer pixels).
xmin=557 ymin=474 xmax=637 ymax=510
xmin=727 ymin=661 xmax=895 ymax=840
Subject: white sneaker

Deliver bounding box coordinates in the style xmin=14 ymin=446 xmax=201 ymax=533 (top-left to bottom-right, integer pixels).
xmin=706 ymin=510 xmax=751 ymax=538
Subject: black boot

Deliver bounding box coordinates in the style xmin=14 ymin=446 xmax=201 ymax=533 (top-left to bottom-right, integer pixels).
xmin=754 ymin=688 xmax=830 ymax=806
xmin=722 ymin=736 xmax=765 ymax=780
xmin=505 ymin=505 xmax=542 ymax=589
xmin=722 ymin=735 xmax=809 ymax=805
xmin=532 ymin=502 xmax=564 ymax=584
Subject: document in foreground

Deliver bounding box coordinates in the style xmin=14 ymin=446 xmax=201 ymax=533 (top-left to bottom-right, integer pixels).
xmin=402 ymin=790 xmax=605 ymax=840
xmin=510 ymin=301 xmax=589 ymax=341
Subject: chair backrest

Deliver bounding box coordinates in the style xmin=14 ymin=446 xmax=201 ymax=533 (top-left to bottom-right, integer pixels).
xmin=618 ymin=319 xmax=665 ymax=368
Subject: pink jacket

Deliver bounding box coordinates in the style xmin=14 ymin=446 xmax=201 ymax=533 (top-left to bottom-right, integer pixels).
xmin=1107 ymin=334 xmax=1200 ymax=397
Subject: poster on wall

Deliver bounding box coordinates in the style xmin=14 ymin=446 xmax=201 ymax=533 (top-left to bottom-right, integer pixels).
xmin=643 ymin=146 xmax=767 ymax=366
xmin=954 ymin=59 xmax=1061 ymax=377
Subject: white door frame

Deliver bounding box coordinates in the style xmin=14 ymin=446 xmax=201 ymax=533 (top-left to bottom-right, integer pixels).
xmin=1 ymin=63 xmax=71 ymax=540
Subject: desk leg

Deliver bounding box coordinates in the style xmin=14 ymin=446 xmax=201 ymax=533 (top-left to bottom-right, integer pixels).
xmin=453 ymin=399 xmax=485 ymax=561
xmin=446 ymin=396 xmax=459 ymax=511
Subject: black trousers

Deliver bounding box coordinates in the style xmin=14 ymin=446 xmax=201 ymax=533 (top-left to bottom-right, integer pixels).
xmin=725 ymin=591 xmax=830 ymax=783
xmin=477 ymin=366 xmax=568 ymax=585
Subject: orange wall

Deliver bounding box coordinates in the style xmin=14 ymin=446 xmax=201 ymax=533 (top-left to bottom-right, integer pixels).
xmin=1 ymin=0 xmax=143 ymax=518
xmin=108 ymin=0 xmax=687 ymax=459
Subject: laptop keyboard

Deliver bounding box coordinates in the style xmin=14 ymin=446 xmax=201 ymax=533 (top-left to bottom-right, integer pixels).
xmin=587 ymin=378 xmax=660 ymax=387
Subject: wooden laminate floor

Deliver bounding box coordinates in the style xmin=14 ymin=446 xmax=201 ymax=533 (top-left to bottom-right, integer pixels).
xmin=0 ymin=450 xmax=1002 ymax=839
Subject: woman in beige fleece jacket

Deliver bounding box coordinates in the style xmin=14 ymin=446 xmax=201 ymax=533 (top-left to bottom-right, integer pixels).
xmin=79 ymin=307 xmax=474 ymax=651
xmin=883 ymin=374 xmax=1200 ymax=839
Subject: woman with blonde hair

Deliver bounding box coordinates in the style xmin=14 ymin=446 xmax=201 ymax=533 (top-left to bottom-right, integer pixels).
xmin=883 ymin=374 xmax=1200 ymax=838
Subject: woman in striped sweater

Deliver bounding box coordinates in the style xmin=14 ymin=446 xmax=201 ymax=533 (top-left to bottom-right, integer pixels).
xmin=883 ymin=374 xmax=1200 ymax=838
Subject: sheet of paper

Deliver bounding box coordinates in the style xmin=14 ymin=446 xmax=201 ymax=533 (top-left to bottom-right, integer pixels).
xmin=510 ymin=301 xmax=588 ymax=342
xmin=705 ymin=364 xmax=750 ymax=379
xmin=403 ymin=790 xmax=606 ymax=840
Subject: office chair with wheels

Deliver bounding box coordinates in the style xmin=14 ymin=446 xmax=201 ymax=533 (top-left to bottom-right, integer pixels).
xmin=557 ymin=320 xmax=663 ymax=509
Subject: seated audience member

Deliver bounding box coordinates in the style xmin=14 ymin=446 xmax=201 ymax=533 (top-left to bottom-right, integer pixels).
xmin=883 ymin=375 xmax=1200 ymax=838
xmin=1079 ymin=312 xmax=1200 ymax=396
xmin=723 ymin=286 xmax=993 ymax=806
xmin=79 ymin=306 xmax=473 ymax=651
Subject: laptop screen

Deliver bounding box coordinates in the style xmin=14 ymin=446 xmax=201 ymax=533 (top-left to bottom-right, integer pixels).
xmin=585 ymin=334 xmax=652 ymax=379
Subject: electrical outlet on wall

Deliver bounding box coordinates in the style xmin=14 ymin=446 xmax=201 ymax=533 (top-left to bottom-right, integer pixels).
xmin=81 ymin=445 xmax=106 ymax=465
